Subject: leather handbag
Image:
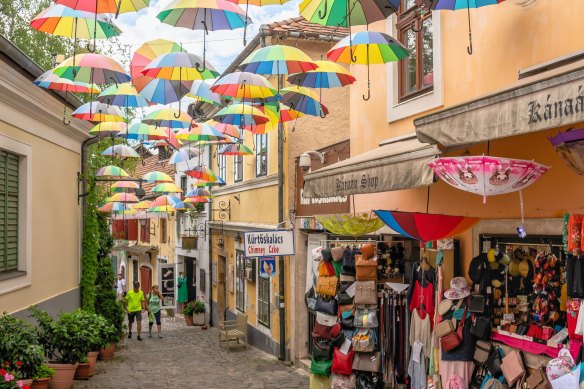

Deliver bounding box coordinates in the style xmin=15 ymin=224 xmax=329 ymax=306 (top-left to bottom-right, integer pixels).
xmin=486 ymin=348 xmax=503 ymax=377
xmin=469 ymin=293 xmax=487 ymax=314
xmin=343 ymin=249 xmax=356 ymax=268
xmin=352 ymin=351 xmax=381 ymax=373
xmin=440 ymin=302 xmax=468 ymax=352
xmin=340 ymin=274 xmax=355 ymax=283
xmin=316 ymin=311 xmax=338 ymax=326
xmin=352 ymin=328 xmax=377 ymax=352
xmin=435 ymin=319 xmax=456 ymax=338
xmin=316 ymin=297 xmax=338 ymax=316
xmin=353 ymin=308 xmax=379 ymax=328
xmin=322 ymin=248 xmax=333 ymax=262
xmin=331 ymin=373 xmax=356 ymax=389
xmin=338 ymin=291 xmax=354 ymax=305
xmin=312 ymin=338 xmax=333 ymax=360
xmin=473 ymin=340 xmax=492 ymax=365
xmin=332 ymin=247 xmax=345 ymax=262
xmin=354 ymin=281 xmax=377 ymax=305
xmin=355 ymin=372 xmax=384 ymax=389
xmin=360 ymin=243 xmax=375 ymax=259
xmin=501 ymin=349 xmax=525 ymax=386
xmin=356 ymin=255 xmax=377 ymax=281
xmin=313 ymin=321 xmax=333 ymax=339
xmin=316 ymin=275 xmax=339 ymax=297
xmin=341 ymin=312 xmax=355 ymax=329
xmin=470 ymin=316 xmax=491 ymax=339
xmin=319 ymin=260 xmax=336 ymax=277
xmin=332 ymin=347 xmax=355 ymax=375
xmin=311 ymin=357 xmax=333 ymax=376
xmin=526 ymin=368 xmax=552 ymax=389
xmin=527 ymin=325 xmax=543 ymax=339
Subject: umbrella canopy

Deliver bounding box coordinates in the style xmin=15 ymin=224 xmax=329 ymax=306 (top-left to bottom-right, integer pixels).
xmin=169 ymin=148 xmax=200 ymax=164
xmin=549 ymin=129 xmax=584 ymax=176
xmin=428 ymin=156 xmax=550 ymax=203
xmin=142 ymin=171 xmax=174 ymax=183
xmin=98 ymin=201 xmax=126 ymax=212
xmin=193 ymin=177 xmax=225 ymax=187
xmin=96 ymin=83 xmax=150 ymax=108
xmin=214 ymin=104 xmax=269 ymax=126
xmin=34 ymin=70 xmax=101 ymax=94
xmin=151 ymin=194 xmax=181 ymax=206
xmin=142 ymin=52 xmax=219 ymax=81
xmin=72 ymin=102 xmax=125 ymax=122
xmin=102 ymin=144 xmax=140 ymax=158
xmin=152 ymin=182 xmax=183 ymax=193
xmin=184 ymin=196 xmax=213 ymax=203
xmin=211 ymin=72 xmax=276 ymax=99
xmin=52 ymin=53 xmax=131 ymax=84
xmin=187 ymin=80 xmax=222 ymax=105
xmin=185 ymin=188 xmax=212 ymax=198
xmin=315 ymin=212 xmax=385 ymax=238
xmin=207 ymin=120 xmax=242 ymax=139
xmin=185 ymin=165 xmax=218 ymax=182
xmin=121 ymin=123 xmax=168 ymax=141
xmin=107 ymin=192 xmax=139 ymax=203
xmin=157 ymin=0 xmax=250 ymax=31
xmin=287 ymin=60 xmax=356 ymax=88
xmin=142 ymin=109 xmax=192 ymax=129
xmin=132 ymin=200 xmax=153 ymax=210
xmin=96 ymin=165 xmax=129 ymax=178
xmin=158 ymin=127 xmax=182 ymax=149
xmin=218 ymin=144 xmax=253 ymax=156
xmin=280 ymin=86 xmax=328 ymax=117
xmin=111 ymin=181 xmax=139 ymax=192
xmin=374 ymin=211 xmax=479 ymax=243
xmin=175 ymin=123 xmax=226 ymax=142
xmin=172 ymin=201 xmax=195 ymax=210
xmin=55 ymin=0 xmax=150 ymax=14
xmin=89 ymin=122 xmax=126 ymax=137
xmin=239 ymin=44 xmax=317 ymax=75
xmin=300 ymin=0 xmax=399 ymax=27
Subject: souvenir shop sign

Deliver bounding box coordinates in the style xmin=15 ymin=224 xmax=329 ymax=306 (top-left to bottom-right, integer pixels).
xmin=259 ymin=257 xmax=277 ymax=278
xmin=244 ymin=230 xmax=295 ymax=258
xmin=416 ymin=66 xmax=584 ymax=147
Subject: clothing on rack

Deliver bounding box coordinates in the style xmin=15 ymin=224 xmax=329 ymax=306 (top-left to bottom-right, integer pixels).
xmin=408 ymin=263 xmax=437 ymax=325
xmin=408 ymin=340 xmax=427 ymax=389
xmin=410 ymin=308 xmax=432 ymax=358
xmin=439 ymin=360 xmax=474 ymax=389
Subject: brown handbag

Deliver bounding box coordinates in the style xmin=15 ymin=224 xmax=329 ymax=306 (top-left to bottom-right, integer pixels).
xmin=501 ymin=349 xmax=525 ymax=386
xmin=354 ymin=281 xmax=377 ymax=305
xmin=526 ymin=368 xmax=551 ymax=389
xmin=352 ymin=351 xmax=381 ymax=372
xmin=434 ymin=318 xmax=456 ymax=338
xmin=318 ymin=260 xmax=336 ymax=277
xmin=360 ymin=243 xmax=375 ymax=259
xmin=355 ymin=255 xmax=377 ymax=281
xmin=331 ymin=246 xmax=344 ymax=262
xmin=316 ymin=275 xmax=339 ymax=297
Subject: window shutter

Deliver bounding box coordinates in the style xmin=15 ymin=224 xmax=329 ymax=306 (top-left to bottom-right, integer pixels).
xmin=127 ymin=220 xmax=138 ymax=241
xmin=141 ymin=220 xmax=150 ymax=243
xmin=0 ymin=150 xmax=19 ymax=272
xmin=112 ymin=220 xmax=126 ymax=240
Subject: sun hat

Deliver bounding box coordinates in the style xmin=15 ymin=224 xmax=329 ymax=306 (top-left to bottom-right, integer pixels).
xmin=518 ymin=259 xmax=531 ymax=278
xmin=444 ymin=277 xmax=471 ymax=300
xmin=508 ymin=258 xmax=521 ymax=277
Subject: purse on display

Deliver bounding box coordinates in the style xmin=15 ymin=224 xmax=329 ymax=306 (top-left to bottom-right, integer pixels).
xmin=469 ymin=293 xmax=487 ymax=314
xmin=354 ymin=281 xmax=377 ymax=305
xmin=332 ymin=246 xmax=345 ymax=262
xmin=360 ymin=243 xmax=375 ymax=259
xmin=311 ymin=357 xmax=333 ymax=376
xmin=312 ymin=338 xmax=333 ymax=360
xmin=470 ymin=366 xmax=487 ymax=389
xmin=435 ymin=318 xmax=456 ymax=338
xmin=322 ymin=248 xmax=333 ymax=262
xmin=486 ymin=348 xmax=503 ymax=377
xmin=316 ymin=275 xmax=339 ymax=297
xmin=470 ymin=316 xmax=491 ymax=340
xmin=527 ymin=325 xmax=543 ymax=339
xmin=315 ymin=296 xmax=338 ymax=316
xmin=343 ymin=249 xmax=356 ymax=268
xmin=316 ymin=311 xmax=338 ymax=326
xmin=341 ymin=310 xmax=355 ymax=329
xmin=440 ymin=302 xmax=469 ymax=352
xmin=353 ymin=308 xmax=379 ymax=328
xmin=332 ymin=347 xmax=355 ymax=375
xmin=516 ymin=324 xmax=529 ymax=336
xmin=338 ymin=291 xmax=354 ymax=306
xmin=352 ymin=351 xmax=382 ymax=373
xmin=526 ymin=368 xmax=552 ymax=389
xmin=355 ymin=373 xmax=384 ymax=389
xmin=310 ymin=373 xmax=330 ymax=389
xmin=473 ymin=340 xmax=492 ymax=365
xmin=352 ymin=328 xmax=378 ymax=352
xmin=340 ymin=274 xmax=355 ymax=283
xmin=331 ymin=373 xmax=356 ymax=389
xmin=319 ymin=260 xmax=336 ymax=277
xmin=355 ymin=255 xmax=377 ymax=281
xmin=501 ymin=349 xmax=526 ymax=386
xmin=313 ymin=321 xmax=341 ymax=340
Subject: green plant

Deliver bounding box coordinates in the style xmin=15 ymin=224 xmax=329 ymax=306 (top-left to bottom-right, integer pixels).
xmin=183 ymin=300 xmax=205 ymax=316
xmin=31 ymin=365 xmax=54 ymax=380
xmin=72 ymin=311 xmax=115 ymax=352
xmin=0 ymin=313 xmax=44 ymax=379
xmin=95 ymin=253 xmax=125 ymax=343
xmin=80 ymin=179 xmax=99 ymax=313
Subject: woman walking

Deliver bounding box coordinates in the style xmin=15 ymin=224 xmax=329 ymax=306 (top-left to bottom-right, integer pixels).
xmin=147 ymin=285 xmax=164 ymax=338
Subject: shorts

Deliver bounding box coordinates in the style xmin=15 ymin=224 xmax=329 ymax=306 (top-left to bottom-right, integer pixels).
xmin=149 ymin=311 xmax=161 ymax=325
xmin=128 ymin=311 xmax=142 ymax=322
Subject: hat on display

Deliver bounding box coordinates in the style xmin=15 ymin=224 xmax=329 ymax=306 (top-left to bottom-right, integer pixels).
xmin=508 ymin=258 xmax=521 ymax=277
xmin=493 ymin=288 xmax=503 ymax=300
xmin=518 ymin=259 xmax=531 ymax=278
xmin=444 ymin=277 xmax=471 ymax=300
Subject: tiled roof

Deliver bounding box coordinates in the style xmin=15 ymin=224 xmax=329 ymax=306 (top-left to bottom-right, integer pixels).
xmin=265 ymin=17 xmax=349 ymax=40
xmin=134 ymin=147 xmax=175 ymax=195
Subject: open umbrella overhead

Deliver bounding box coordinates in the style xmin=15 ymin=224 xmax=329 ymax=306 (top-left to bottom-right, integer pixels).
xmin=157 ymin=0 xmax=250 ymax=31
xmin=187 ymin=80 xmax=222 ymax=105
xmin=300 ymin=0 xmax=399 ymax=27
xmin=549 ymin=128 xmax=584 ymax=176
xmin=287 ymin=60 xmax=356 ymax=89
xmin=428 ymin=155 xmax=549 ymax=203
xmin=374 ymin=210 xmax=480 ymax=243
xmin=175 ymin=123 xmax=226 ymax=142
xmin=211 ymin=71 xmax=276 ymax=99
xmin=280 ymin=85 xmax=329 ymax=117
xmin=142 ymin=108 xmax=192 ymax=129
xmin=152 ymin=182 xmax=183 ymax=193
xmin=185 ymin=165 xmax=218 ymax=182
xmin=72 ymin=102 xmax=125 ymax=122
xmin=53 ymin=53 xmax=131 ymax=84
xmin=34 ymin=70 xmax=101 ymax=94
xmin=207 ymin=120 xmax=242 ymax=139
xmin=96 ymin=83 xmax=150 ymax=108
xmin=315 ymin=212 xmax=385 ymax=238
xmin=107 ymin=192 xmax=140 ymax=203
xmin=96 ymin=165 xmax=129 ymax=178
xmin=56 ymin=0 xmax=150 ymax=15
xmin=111 ymin=180 xmax=139 ymax=192
xmin=142 ymin=52 xmax=219 ymax=81
xmin=142 ymin=171 xmax=174 ymax=183
xmin=102 ymin=144 xmax=140 ymax=158
xmin=214 ymin=104 xmax=269 ymax=126
xmin=218 ymin=144 xmax=253 ymax=156
xmin=121 ymin=123 xmax=168 ymax=141
xmin=89 ymin=122 xmax=126 ymax=137
xmin=239 ymin=44 xmax=317 ymax=75
xmin=98 ymin=201 xmax=127 ymax=212
xmin=169 ymin=148 xmax=200 ymax=164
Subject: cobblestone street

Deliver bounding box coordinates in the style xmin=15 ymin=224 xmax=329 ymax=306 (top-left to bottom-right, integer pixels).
xmin=74 ymin=316 xmax=309 ymax=389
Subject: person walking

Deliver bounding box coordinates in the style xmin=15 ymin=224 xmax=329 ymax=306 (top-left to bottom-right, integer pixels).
xmin=116 ymin=273 xmax=126 ymax=300
xmin=147 ymin=285 xmax=164 ymax=338
xmin=125 ymin=281 xmax=149 ymax=341
xmin=177 ymin=271 xmax=188 ymax=312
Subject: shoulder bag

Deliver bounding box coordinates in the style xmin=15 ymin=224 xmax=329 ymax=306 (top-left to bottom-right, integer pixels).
xmin=501 ymin=349 xmax=526 ymax=386
xmin=316 ymin=311 xmax=338 ymax=326
xmin=352 ymin=328 xmax=378 ymax=352
xmin=353 ymin=308 xmax=379 ymax=328
xmin=435 ymin=318 xmax=456 ymax=338
xmin=315 ymin=296 xmax=338 ymax=316
xmin=312 ymin=338 xmax=333 ymax=360
xmin=354 ymin=280 xmax=377 ymax=305
xmin=316 ymin=275 xmax=339 ymax=297
xmin=356 ymin=255 xmax=377 ymax=281
xmin=440 ymin=300 xmax=469 ymax=352
xmin=352 ymin=351 xmax=382 ymax=373
xmin=468 ymin=293 xmax=487 ymax=314
xmin=332 ymin=347 xmax=355 ymax=375
xmin=331 ymin=373 xmax=356 ymax=389
xmin=526 ymin=368 xmax=552 ymax=389
xmin=332 ymin=246 xmax=345 ymax=262
xmin=470 ymin=315 xmax=492 ymax=340
xmin=473 ymin=340 xmax=492 ymax=365
xmin=486 ymin=348 xmax=503 ymax=377
xmin=319 ymin=260 xmax=336 ymax=277
xmin=311 ymin=357 xmax=333 ymax=376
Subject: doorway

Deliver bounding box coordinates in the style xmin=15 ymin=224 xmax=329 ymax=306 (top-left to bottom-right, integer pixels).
xmin=217 ymin=255 xmax=227 ymax=321
xmin=140 ymin=266 xmax=152 ymax=295
xmin=185 ymin=256 xmax=197 ymax=302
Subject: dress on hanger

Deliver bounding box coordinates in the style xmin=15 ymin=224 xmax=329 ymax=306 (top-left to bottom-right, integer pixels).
xmin=407 ymin=263 xmax=437 ymax=324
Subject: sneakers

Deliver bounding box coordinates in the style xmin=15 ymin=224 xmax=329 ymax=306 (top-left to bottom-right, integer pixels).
xmin=148 ymin=333 xmax=152 ymax=338
xmin=137 ymin=336 xmax=142 ymax=341
xmin=157 ymin=334 xmax=162 ymax=339
xmin=128 ymin=332 xmax=132 ymax=339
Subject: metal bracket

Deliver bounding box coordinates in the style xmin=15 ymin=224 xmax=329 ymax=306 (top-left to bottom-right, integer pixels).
xmin=211 ymin=200 xmax=231 ymax=221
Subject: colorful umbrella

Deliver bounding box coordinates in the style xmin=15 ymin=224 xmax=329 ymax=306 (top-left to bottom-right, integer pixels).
xmin=187 ymin=80 xmax=222 ymax=105
xmin=433 ymin=0 xmax=506 ymax=54
xmin=152 ymin=183 xmax=183 ymax=193
xmin=315 ymin=212 xmax=385 ymax=238
xmin=299 ymin=0 xmax=399 ymax=28
xmin=142 ymin=52 xmax=219 ymax=80
xmin=96 ymin=83 xmax=150 ymax=108
xmin=110 ymin=181 xmax=139 ymax=192
xmin=218 ymin=144 xmax=253 ymax=155
xmin=98 ymin=201 xmax=127 ymax=212
xmin=56 ymin=0 xmax=150 ymax=16
xmin=131 ymin=39 xmax=191 ymax=105
xmin=193 ymin=177 xmax=225 ymax=187
xmin=238 ymin=45 xmax=317 ymax=75
xmin=142 ymin=108 xmax=192 ymax=129
xmin=102 ymin=144 xmax=140 ymax=158
xmin=373 ymin=210 xmax=480 ymax=243
xmin=72 ymin=102 xmax=125 ymax=122
xmin=107 ymin=192 xmax=139 ymax=203
xmin=207 ymin=120 xmax=242 ymax=139
xmin=184 ymin=196 xmax=213 ymax=204
xmin=549 ymin=129 xmax=584 ymax=176
xmin=149 ymin=194 xmax=181 ymax=210
xmin=233 ymin=0 xmax=290 ymax=45
xmin=34 ymin=70 xmax=101 ymax=94
xmin=328 ymin=31 xmax=409 ymax=100
xmin=211 ymin=72 xmax=276 ymax=99
xmin=157 ymin=127 xmax=182 ymax=149
xmin=142 ymin=171 xmax=174 ymax=183
xmin=280 ymin=86 xmax=329 ymax=117
xmin=132 ymin=200 xmax=153 ymax=210
xmin=121 ymin=123 xmax=168 ymax=141
xmin=175 ymin=123 xmax=226 ymax=142
xmin=185 ymin=165 xmax=218 ymax=182
xmin=427 ymin=155 xmax=549 ymax=203
xmin=53 ymin=53 xmax=131 ymax=85
xmin=96 ymin=165 xmax=129 ymax=178
xmin=169 ymin=148 xmax=200 ymax=165
xmin=214 ymin=104 xmax=269 ymax=126
xmin=172 ymin=201 xmax=195 ymax=210
xmin=287 ymin=60 xmax=355 ymax=89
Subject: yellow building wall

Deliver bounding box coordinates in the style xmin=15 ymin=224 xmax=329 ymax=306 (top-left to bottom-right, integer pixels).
xmin=0 ymin=122 xmax=81 ymax=314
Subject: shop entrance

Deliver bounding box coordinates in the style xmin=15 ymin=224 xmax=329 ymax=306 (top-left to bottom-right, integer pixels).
xmin=217 ymin=255 xmax=227 ymax=320
xmin=185 ymin=256 xmax=197 ymax=301
xmin=140 ymin=266 xmax=152 ymax=295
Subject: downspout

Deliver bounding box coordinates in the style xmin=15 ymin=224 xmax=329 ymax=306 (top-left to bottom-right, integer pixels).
xmin=207 ymin=144 xmax=214 ymax=326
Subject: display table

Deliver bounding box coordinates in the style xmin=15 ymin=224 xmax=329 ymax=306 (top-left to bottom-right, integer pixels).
xmin=491 ymin=331 xmax=561 ymax=358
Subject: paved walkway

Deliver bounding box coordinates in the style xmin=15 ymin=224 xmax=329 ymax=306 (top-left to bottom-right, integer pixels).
xmin=74 ymin=316 xmax=309 ymax=389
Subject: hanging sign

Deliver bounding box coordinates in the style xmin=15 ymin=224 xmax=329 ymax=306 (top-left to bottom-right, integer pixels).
xmin=259 ymin=257 xmax=277 ymax=278
xmin=158 ymin=264 xmax=175 ymax=307
xmin=244 ymin=230 xmax=295 ymax=258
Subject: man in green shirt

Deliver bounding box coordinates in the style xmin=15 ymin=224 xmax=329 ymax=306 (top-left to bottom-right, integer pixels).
xmin=125 ymin=281 xmax=149 ymax=341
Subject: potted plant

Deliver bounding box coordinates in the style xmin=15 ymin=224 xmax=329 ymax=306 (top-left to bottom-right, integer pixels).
xmin=72 ymin=311 xmax=114 ymax=377
xmin=191 ymin=301 xmax=206 ymax=326
xmin=0 ymin=313 xmax=44 ymax=383
xmin=73 ymin=357 xmax=90 ymax=380
xmin=0 ymin=366 xmax=31 ymax=389
xmin=30 ymin=365 xmax=54 ymax=389
xmin=182 ymin=301 xmax=195 ymax=326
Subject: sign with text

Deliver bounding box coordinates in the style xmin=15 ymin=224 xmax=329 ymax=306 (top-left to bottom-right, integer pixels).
xmin=158 ymin=264 xmax=175 ymax=307
xmin=244 ymin=230 xmax=295 ymax=258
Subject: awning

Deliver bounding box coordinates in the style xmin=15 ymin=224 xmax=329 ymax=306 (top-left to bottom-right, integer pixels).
xmin=112 ymin=243 xmax=129 ymax=251
xmin=415 ymin=64 xmax=584 ymax=147
xmin=302 ymin=135 xmax=440 ymax=198
xmin=125 ymin=245 xmax=158 ymax=256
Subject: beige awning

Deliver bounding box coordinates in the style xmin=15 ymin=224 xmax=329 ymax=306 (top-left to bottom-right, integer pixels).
xmin=415 ymin=64 xmax=584 ymax=147
xmin=125 ymin=245 xmax=157 ymax=256
xmin=302 ymin=135 xmax=440 ymax=198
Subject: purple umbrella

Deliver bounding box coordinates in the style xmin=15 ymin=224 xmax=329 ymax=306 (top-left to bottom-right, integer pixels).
xmin=549 ymin=128 xmax=584 ymax=176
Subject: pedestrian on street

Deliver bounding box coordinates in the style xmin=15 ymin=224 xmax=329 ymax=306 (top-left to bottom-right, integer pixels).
xmin=116 ymin=273 xmax=126 ymax=300
xmin=147 ymin=284 xmax=164 ymax=338
xmin=125 ymin=281 xmax=149 ymax=341
xmin=177 ymin=271 xmax=188 ymax=312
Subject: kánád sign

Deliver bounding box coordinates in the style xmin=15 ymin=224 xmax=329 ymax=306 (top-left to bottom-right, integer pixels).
xmin=244 ymin=230 xmax=295 ymax=258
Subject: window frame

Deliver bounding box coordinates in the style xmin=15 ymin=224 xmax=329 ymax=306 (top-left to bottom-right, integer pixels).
xmin=217 ymin=153 xmax=227 ymax=181
xmin=257 ymin=267 xmax=271 ymax=328
xmin=255 ymin=134 xmax=268 ymax=177
xmin=160 ymin=218 xmax=167 ymax=244
xmin=140 ymin=219 xmax=150 ymax=243
xmin=235 ymin=250 xmax=246 ymax=313
xmin=233 ymin=155 xmax=243 ymax=182
xmin=0 ymin=150 xmax=19 ymax=273
xmin=180 ymin=175 xmax=188 ymax=194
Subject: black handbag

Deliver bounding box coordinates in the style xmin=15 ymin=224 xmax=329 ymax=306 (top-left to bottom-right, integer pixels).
xmin=470 ymin=316 xmax=491 ymax=339
xmin=355 ymin=372 xmax=384 ymax=389
xmin=322 ymin=248 xmax=333 ymax=262
xmin=343 ymin=249 xmax=356 ymax=268
xmin=468 ymin=293 xmax=486 ymax=314
xmin=486 ymin=348 xmax=503 ymax=377
xmin=315 ymin=296 xmax=338 ymax=315
xmin=312 ymin=338 xmax=332 ymax=360
xmin=470 ymin=365 xmax=487 ymax=389
xmin=331 ymin=330 xmax=346 ymax=348
xmin=338 ymin=292 xmax=354 ymax=305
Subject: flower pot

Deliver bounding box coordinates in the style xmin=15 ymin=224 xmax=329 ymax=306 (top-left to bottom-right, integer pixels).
xmin=47 ymin=362 xmax=77 ymax=389
xmin=98 ymin=342 xmax=116 ymax=360
xmin=74 ymin=363 xmax=91 ymax=380
xmin=30 ymin=378 xmax=51 ymax=389
xmin=184 ymin=315 xmax=194 ymax=326
xmin=21 ymin=379 xmax=34 ymax=386
xmin=193 ymin=312 xmax=205 ymax=326
xmin=86 ymin=351 xmax=99 ymax=376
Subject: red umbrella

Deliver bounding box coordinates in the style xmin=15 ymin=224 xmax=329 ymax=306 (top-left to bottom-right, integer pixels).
xmin=373 ymin=210 xmax=479 ymax=243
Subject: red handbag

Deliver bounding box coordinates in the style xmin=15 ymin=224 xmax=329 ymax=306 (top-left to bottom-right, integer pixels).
xmin=312 ymin=322 xmax=341 ymax=340
xmin=332 ymin=347 xmax=355 ymax=375
xmin=527 ymin=324 xmax=542 ymax=339
xmin=440 ymin=300 xmax=469 ymax=352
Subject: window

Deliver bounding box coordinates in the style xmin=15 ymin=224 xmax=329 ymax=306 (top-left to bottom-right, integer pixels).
xmin=258 ymin=271 xmax=270 ymax=328
xmin=158 ymin=146 xmax=171 ymax=161
xmin=0 ymin=150 xmax=18 ymax=273
xmin=233 ymin=155 xmax=243 ymax=182
xmin=140 ymin=219 xmax=150 ymax=243
xmin=112 ymin=220 xmax=138 ymax=240
xmin=397 ymin=1 xmax=433 ymax=101
xmin=218 ymin=154 xmax=226 ymax=181
xmin=255 ymin=134 xmax=268 ymax=177
xmin=180 ymin=176 xmax=187 ymax=193
xmin=160 ymin=218 xmax=167 ymax=243
xmin=235 ymin=250 xmax=245 ymax=312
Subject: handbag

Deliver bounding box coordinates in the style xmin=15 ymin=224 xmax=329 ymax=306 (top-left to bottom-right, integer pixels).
xmin=340 ymin=309 xmax=355 ymax=329
xmin=360 ymin=243 xmax=375 ymax=259
xmin=440 ymin=302 xmax=469 ymax=352
xmin=474 ymin=340 xmax=492 ymax=365
xmin=310 ymin=373 xmax=330 ymax=389
xmin=486 ymin=348 xmax=503 ymax=377
xmin=319 ymin=260 xmax=336 ymax=277
xmin=354 ymin=281 xmax=377 ymax=305
xmin=331 ymin=330 xmax=346 ymax=348
xmin=316 ymin=275 xmax=339 ymax=297
xmin=343 ymin=249 xmax=356 ymax=268
xmin=470 ymin=316 xmax=492 ymax=339
xmin=332 ymin=347 xmax=355 ymax=375
xmin=352 ymin=351 xmax=382 ymax=372
xmin=322 ymin=248 xmax=333 ymax=262
xmin=312 ymin=338 xmax=333 ymax=360
xmin=316 ymin=311 xmax=338 ymax=326
xmin=352 ymin=328 xmax=377 ymax=352
xmin=315 ymin=297 xmax=338 ymax=316
xmin=355 ymin=372 xmax=384 ymax=389
xmin=331 ymin=373 xmax=356 ymax=389
xmin=340 ymin=274 xmax=355 ymax=283
xmin=353 ymin=308 xmax=379 ymax=328
xmin=356 ymin=255 xmax=377 ymax=281
xmin=313 ymin=322 xmax=341 ymax=341
xmin=311 ymin=357 xmax=333 ymax=376
xmin=338 ymin=292 xmax=354 ymax=306
xmin=469 ymin=293 xmax=487 ymax=314
xmin=332 ymin=246 xmax=345 ymax=262
xmin=526 ymin=368 xmax=552 ymax=389
xmin=435 ymin=319 xmax=456 ymax=338
xmin=470 ymin=366 xmax=487 ymax=389
xmin=501 ymin=349 xmax=526 ymax=386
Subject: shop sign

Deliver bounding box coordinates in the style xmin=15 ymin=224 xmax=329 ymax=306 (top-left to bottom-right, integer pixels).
xmin=244 ymin=230 xmax=295 ymax=258
xmin=158 ymin=264 xmax=175 ymax=307
xmin=259 ymin=257 xmax=277 ymax=278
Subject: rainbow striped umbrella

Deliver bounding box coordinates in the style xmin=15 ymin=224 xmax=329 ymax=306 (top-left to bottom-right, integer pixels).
xmin=72 ymin=102 xmax=125 ymax=122
xmin=56 ymin=0 xmax=150 ymax=15
xmin=152 ymin=183 xmax=183 ymax=193
xmin=34 ymin=70 xmax=101 ymax=94
xmin=89 ymin=122 xmax=126 ymax=137
xmin=96 ymin=83 xmax=150 ymax=108
xmin=132 ymin=200 xmax=153 ymax=210
xmin=211 ymin=72 xmax=276 ymax=99
xmin=107 ymin=192 xmax=139 ymax=203
xmin=121 ymin=123 xmax=168 ymax=141
xmin=142 ymin=108 xmax=192 ymax=129
xmin=158 ymin=127 xmax=182 ymax=149
xmin=172 ymin=201 xmax=195 ymax=210
xmin=175 ymin=123 xmax=226 ymax=142
xmin=142 ymin=52 xmax=219 ymax=81
xmin=185 ymin=188 xmax=212 ymax=197
xmin=207 ymin=120 xmax=242 ymax=139
xmin=280 ymin=86 xmax=328 ymax=117
xmin=102 ymin=144 xmax=140 ymax=158
xmin=98 ymin=201 xmax=126 ymax=212
xmin=214 ymin=104 xmax=269 ymax=126
xmin=185 ymin=196 xmax=213 ymax=203
xmin=238 ymin=103 xmax=298 ymax=134
xmin=187 ymin=80 xmax=222 ymax=105
xmin=142 ymin=171 xmax=173 ymax=183
xmin=169 ymin=148 xmax=200 ymax=164
xmin=149 ymin=194 xmax=181 ymax=212
xmin=110 ymin=181 xmax=139 ymax=192
xmin=218 ymin=144 xmax=253 ymax=156
xmin=193 ymin=177 xmax=225 ymax=187
xmin=185 ymin=165 xmax=218 ymax=182
xmin=96 ymin=165 xmax=129 ymax=178
xmin=239 ymin=45 xmax=317 ymax=75
xmin=232 ymin=0 xmax=289 ymax=45
xmin=299 ymin=0 xmax=398 ymax=27
xmin=288 ymin=60 xmax=355 ymax=88
xmin=52 ymin=53 xmax=131 ymax=85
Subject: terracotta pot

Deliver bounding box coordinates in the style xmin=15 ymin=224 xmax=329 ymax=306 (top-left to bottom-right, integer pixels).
xmin=21 ymin=379 xmax=33 ymax=386
xmin=74 ymin=363 xmax=91 ymax=380
xmin=98 ymin=342 xmax=116 ymax=360
xmin=46 ymin=362 xmax=77 ymax=389
xmin=30 ymin=378 xmax=51 ymax=389
xmin=86 ymin=351 xmax=98 ymax=376
xmin=184 ymin=315 xmax=194 ymax=326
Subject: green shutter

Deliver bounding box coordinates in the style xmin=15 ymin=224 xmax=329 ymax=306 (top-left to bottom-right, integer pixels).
xmin=0 ymin=150 xmax=18 ymax=272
